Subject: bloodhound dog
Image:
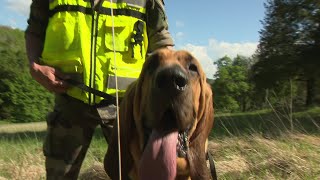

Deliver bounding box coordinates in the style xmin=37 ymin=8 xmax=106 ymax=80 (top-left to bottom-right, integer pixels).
xmin=104 ymin=49 xmax=215 ymax=180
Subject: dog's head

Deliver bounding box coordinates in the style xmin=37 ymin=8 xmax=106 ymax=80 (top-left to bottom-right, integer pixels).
xmin=138 ymin=49 xmax=205 ymax=132
xmin=134 ymin=49 xmax=213 ymax=179
xmin=104 ymin=49 xmax=214 ymax=180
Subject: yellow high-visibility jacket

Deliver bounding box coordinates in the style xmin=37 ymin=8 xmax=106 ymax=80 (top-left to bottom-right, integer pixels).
xmin=42 ymin=0 xmax=148 ymax=104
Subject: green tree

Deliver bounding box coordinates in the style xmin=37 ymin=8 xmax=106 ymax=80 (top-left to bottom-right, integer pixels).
xmin=212 ymin=55 xmax=252 ymax=112
xmin=0 ymin=26 xmax=54 ymax=122
xmin=252 ymin=0 xmax=320 ymax=106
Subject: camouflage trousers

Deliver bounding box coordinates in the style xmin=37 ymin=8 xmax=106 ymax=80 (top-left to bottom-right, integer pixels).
xmin=44 ymin=94 xmax=116 ymax=180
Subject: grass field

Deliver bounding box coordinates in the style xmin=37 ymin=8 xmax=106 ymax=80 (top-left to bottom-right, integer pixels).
xmin=0 ymin=107 xmax=319 ymax=179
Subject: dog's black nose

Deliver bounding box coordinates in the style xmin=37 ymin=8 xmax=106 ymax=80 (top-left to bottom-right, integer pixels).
xmin=155 ymin=66 xmax=188 ymax=93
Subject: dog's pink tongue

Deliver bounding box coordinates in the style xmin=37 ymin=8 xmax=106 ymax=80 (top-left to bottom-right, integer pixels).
xmin=139 ymin=130 xmax=178 ymax=180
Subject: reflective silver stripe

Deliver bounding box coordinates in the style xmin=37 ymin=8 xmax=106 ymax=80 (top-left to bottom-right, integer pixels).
xmin=107 ymin=76 xmax=137 ymax=90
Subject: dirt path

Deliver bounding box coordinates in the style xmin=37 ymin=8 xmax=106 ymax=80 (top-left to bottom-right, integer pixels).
xmin=0 ymin=122 xmax=46 ymax=133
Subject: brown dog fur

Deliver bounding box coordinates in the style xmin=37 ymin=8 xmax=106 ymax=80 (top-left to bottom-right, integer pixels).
xmin=104 ymin=49 xmax=214 ymax=180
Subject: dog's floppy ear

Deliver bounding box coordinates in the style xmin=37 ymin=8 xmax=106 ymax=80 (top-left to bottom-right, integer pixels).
xmin=105 ymin=49 xmax=215 ymax=179
xmin=132 ymin=51 xmax=163 ymax=149
xmin=187 ymin=58 xmax=215 ymax=179
xmin=104 ymin=52 xmax=155 ymax=179
xmin=197 ymin=64 xmax=214 ymax=124
xmin=132 ymin=64 xmax=147 ymax=150
xmin=104 ymin=82 xmax=138 ymax=180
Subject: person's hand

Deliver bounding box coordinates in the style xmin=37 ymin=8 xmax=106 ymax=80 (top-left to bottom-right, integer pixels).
xmin=29 ymin=62 xmax=69 ymax=93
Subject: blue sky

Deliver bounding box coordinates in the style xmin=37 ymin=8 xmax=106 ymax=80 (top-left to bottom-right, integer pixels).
xmin=0 ymin=0 xmax=266 ymax=78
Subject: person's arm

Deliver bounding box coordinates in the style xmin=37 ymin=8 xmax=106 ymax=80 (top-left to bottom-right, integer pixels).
xmin=25 ymin=0 xmax=69 ymax=93
xmin=146 ymin=0 xmax=174 ymax=53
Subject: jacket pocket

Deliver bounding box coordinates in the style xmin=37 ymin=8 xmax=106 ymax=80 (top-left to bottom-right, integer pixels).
xmin=104 ymin=19 xmax=147 ymax=63
xmin=104 ymin=19 xmax=130 ymax=52
xmin=43 ymin=13 xmax=81 ymax=60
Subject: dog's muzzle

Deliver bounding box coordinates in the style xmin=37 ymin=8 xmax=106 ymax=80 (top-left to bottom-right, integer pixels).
xmin=155 ymin=65 xmax=188 ymax=94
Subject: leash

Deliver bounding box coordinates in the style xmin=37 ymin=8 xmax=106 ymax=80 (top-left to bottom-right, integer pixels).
xmin=109 ymin=0 xmax=123 ymax=179
xmin=207 ymin=152 xmax=218 ymax=180
xmin=64 ymin=78 xmax=116 ymax=104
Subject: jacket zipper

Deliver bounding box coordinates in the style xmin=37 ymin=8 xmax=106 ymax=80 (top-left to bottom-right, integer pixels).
xmin=89 ymin=0 xmax=102 ymax=105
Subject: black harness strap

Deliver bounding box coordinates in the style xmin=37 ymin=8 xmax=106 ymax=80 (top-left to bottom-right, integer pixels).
xmin=49 ymin=5 xmax=93 ymax=17
xmin=49 ymin=5 xmax=146 ymax=21
xmin=100 ymin=7 xmax=146 ymax=20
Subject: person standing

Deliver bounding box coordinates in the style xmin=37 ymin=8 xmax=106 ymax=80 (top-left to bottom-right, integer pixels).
xmin=25 ymin=0 xmax=174 ymax=179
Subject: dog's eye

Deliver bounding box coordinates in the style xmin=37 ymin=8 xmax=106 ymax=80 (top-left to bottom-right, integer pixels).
xmin=146 ymin=56 xmax=160 ymax=74
xmin=188 ymin=64 xmax=198 ymax=73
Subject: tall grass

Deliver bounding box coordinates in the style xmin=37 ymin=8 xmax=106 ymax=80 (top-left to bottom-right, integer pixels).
xmin=209 ymin=106 xmax=320 ymax=179
xmin=0 ymin=130 xmax=45 ymax=179
xmin=212 ymin=107 xmax=320 ymax=137
xmin=0 ymin=107 xmax=319 ymax=179
xmin=208 ymin=133 xmax=320 ymax=179
xmin=0 ymin=125 xmax=108 ymax=179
